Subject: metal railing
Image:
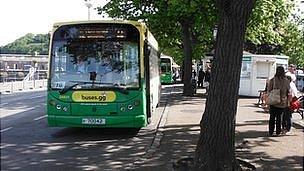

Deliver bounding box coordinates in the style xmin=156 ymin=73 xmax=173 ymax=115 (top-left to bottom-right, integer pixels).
xmin=0 ymin=79 xmax=48 ymax=94
xmin=0 ymin=69 xmax=47 ymax=83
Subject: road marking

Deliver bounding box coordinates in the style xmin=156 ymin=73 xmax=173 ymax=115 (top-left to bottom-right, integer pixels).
xmin=0 ymin=107 xmax=35 ymax=118
xmin=34 ymin=115 xmax=47 ymax=121
xmin=24 ymin=95 xmax=45 ymax=100
xmin=0 ymin=127 xmax=13 ymax=133
xmin=0 ymin=103 xmax=8 ymax=107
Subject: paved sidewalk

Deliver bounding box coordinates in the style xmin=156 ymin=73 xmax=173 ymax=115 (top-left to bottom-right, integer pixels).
xmin=236 ymin=97 xmax=303 ymax=170
xmin=137 ymin=85 xmax=303 ymax=170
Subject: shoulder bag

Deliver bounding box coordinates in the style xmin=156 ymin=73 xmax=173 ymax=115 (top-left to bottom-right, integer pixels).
xmin=267 ymin=78 xmax=281 ymax=105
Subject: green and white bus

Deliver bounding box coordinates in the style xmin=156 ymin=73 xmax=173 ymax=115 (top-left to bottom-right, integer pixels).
xmin=160 ymin=55 xmax=175 ymax=84
xmin=47 ymin=20 xmax=161 ymax=128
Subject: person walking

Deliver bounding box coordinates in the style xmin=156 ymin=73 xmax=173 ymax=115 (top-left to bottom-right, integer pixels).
xmin=267 ymin=66 xmax=290 ymax=136
xmin=204 ymin=68 xmax=211 ymax=94
xmin=260 ymin=78 xmax=269 ymax=112
xmin=198 ymin=68 xmax=205 ymax=87
xmin=282 ymin=76 xmax=298 ymax=134
xmin=173 ymin=68 xmax=180 ymax=83
xmin=285 ymin=64 xmax=297 ymax=83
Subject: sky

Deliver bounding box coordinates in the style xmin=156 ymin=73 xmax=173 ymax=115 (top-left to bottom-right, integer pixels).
xmin=0 ymin=0 xmax=109 ymax=46
xmin=1 ymin=0 xmax=303 ymax=47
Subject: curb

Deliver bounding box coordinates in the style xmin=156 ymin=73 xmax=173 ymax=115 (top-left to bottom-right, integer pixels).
xmin=144 ymin=86 xmax=172 ymax=157
xmin=144 ymin=101 xmax=169 ymax=158
xmin=126 ymin=86 xmax=173 ymax=169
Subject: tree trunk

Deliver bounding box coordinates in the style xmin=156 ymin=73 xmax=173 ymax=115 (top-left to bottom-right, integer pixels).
xmin=180 ymin=19 xmax=194 ymax=96
xmin=194 ymin=0 xmax=255 ymax=170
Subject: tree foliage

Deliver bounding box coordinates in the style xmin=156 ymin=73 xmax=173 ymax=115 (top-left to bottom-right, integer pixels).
xmin=100 ymin=0 xmax=217 ymax=59
xmin=202 ymin=0 xmax=304 ymax=67
xmin=98 ymin=0 xmax=217 ymax=96
xmin=0 ymin=33 xmax=49 ymax=55
xmin=244 ymin=0 xmax=304 ymax=67
xmin=99 ymin=0 xmax=304 ymax=68
xmin=282 ymin=21 xmax=304 ymax=67
xmin=246 ymin=0 xmax=293 ymax=46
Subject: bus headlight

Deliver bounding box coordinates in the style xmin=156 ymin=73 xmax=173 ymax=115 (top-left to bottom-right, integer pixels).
xmin=128 ymin=104 xmax=133 ymax=110
xmin=120 ymin=106 xmax=126 ymax=112
xmin=56 ymin=105 xmax=61 ymax=110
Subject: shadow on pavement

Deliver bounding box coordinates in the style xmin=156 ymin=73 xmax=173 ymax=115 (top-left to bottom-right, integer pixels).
xmin=132 ymin=123 xmax=200 ymax=170
xmin=236 ymin=120 xmax=269 ymax=127
xmin=51 ymin=127 xmax=141 ymax=139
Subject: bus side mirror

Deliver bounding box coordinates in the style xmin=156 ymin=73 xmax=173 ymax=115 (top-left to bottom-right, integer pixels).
xmin=144 ymin=40 xmax=151 ymax=57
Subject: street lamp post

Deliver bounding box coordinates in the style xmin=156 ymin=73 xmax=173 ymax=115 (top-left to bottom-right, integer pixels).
xmin=84 ymin=0 xmax=93 ymax=20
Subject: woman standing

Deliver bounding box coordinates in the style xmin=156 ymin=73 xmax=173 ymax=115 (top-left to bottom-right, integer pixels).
xmin=267 ymin=66 xmax=290 ymax=136
xmin=282 ymin=76 xmax=298 ymax=134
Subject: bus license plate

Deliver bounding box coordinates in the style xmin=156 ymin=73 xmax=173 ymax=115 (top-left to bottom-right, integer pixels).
xmin=82 ymin=118 xmax=105 ymax=125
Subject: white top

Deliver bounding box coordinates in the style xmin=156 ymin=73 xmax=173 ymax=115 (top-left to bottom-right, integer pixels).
xmin=285 ymin=71 xmax=296 ymax=82
xmin=290 ymin=81 xmax=298 ymax=97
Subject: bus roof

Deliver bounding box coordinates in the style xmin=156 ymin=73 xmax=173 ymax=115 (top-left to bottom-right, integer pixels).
xmin=52 ymin=20 xmax=146 ymax=28
xmin=160 ymin=54 xmax=173 ymax=59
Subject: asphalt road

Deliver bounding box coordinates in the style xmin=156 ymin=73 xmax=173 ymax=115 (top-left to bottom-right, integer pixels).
xmin=0 ymin=87 xmax=172 ymax=171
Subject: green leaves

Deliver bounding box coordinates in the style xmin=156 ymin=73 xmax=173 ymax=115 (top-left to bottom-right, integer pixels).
xmin=246 ymin=0 xmax=293 ymax=45
xmin=245 ymin=0 xmax=304 ymax=67
xmin=98 ymin=0 xmax=217 ymax=64
xmin=281 ymin=22 xmax=304 ymax=67
xmin=98 ymin=0 xmax=303 ymax=67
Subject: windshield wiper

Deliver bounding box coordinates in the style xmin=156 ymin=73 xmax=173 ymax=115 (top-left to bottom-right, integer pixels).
xmin=59 ymin=81 xmax=90 ymax=95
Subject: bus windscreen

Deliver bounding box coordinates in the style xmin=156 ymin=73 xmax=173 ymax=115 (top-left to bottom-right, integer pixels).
xmin=160 ymin=58 xmax=171 ymax=73
xmin=50 ymin=23 xmax=140 ymax=90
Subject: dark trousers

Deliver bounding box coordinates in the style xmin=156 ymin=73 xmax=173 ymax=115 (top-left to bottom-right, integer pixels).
xmin=269 ymin=106 xmax=284 ymax=135
xmin=197 ymin=79 xmax=203 ymax=87
xmin=282 ymin=108 xmax=292 ymax=131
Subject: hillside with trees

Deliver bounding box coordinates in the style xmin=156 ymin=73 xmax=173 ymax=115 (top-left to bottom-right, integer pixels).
xmin=0 ymin=33 xmax=49 ymax=55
